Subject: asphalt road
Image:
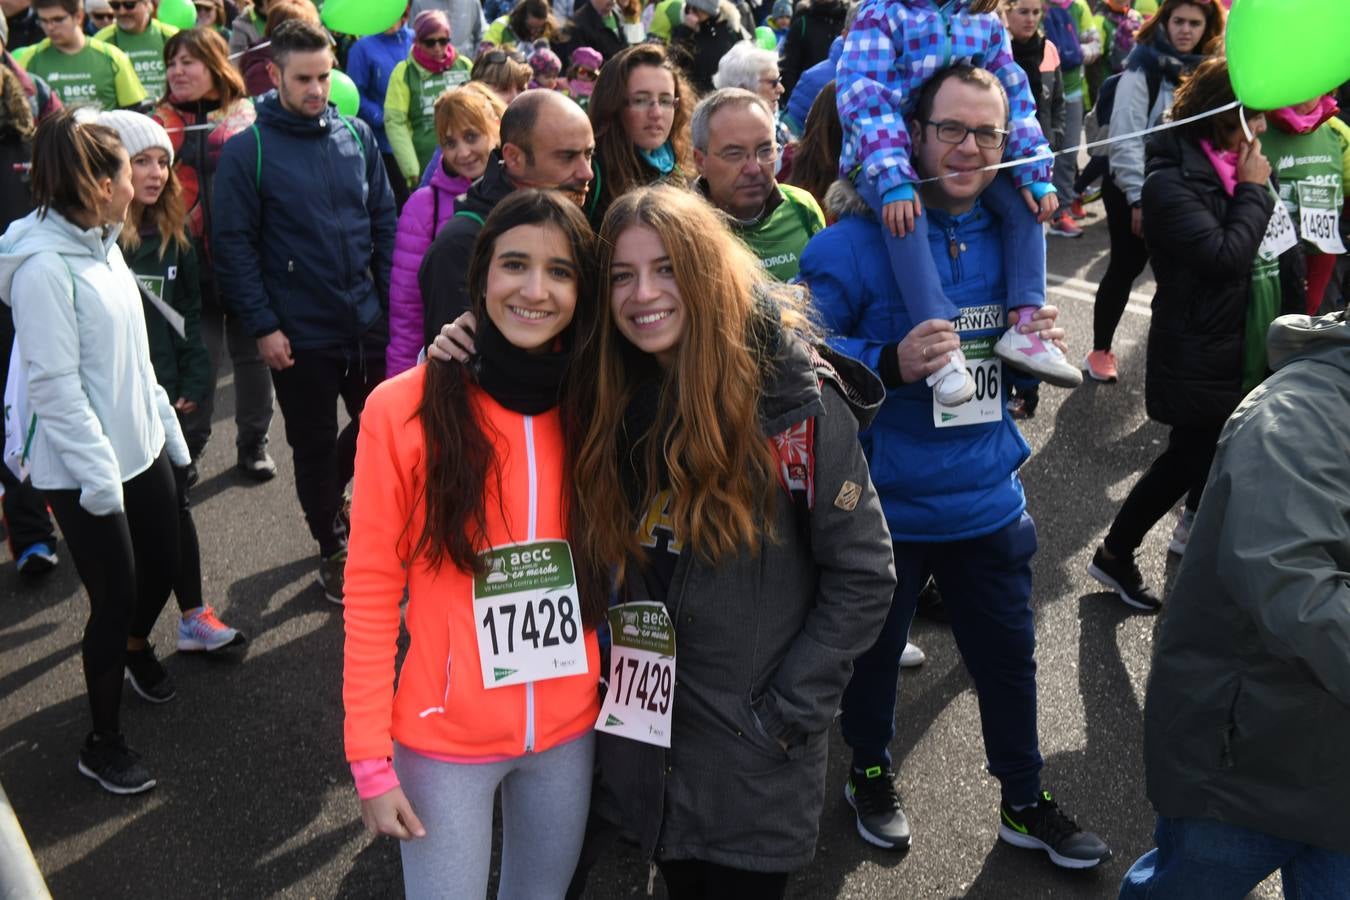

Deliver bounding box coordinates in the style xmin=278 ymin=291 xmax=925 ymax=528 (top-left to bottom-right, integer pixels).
xmin=0 ymin=200 xmax=1282 ymax=900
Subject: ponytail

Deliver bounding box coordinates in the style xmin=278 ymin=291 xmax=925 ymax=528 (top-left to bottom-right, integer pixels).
xmin=31 ymin=109 xmax=125 ymax=224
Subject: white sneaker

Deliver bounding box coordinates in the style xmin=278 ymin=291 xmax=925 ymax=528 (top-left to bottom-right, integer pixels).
xmin=900 ymin=642 xmax=925 ymax=668
xmin=994 ymin=325 xmax=1083 ymax=388
xmin=926 ymin=348 xmax=975 ymax=407
xmin=1168 ymin=507 xmax=1195 ymax=556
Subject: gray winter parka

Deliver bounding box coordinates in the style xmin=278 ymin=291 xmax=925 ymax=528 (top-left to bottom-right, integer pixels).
xmin=1143 ymin=311 xmax=1350 ymax=854
xmin=591 ymin=333 xmax=897 ymax=873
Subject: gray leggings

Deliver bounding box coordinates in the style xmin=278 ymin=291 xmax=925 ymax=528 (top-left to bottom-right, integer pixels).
xmin=394 ymin=733 xmax=595 ymax=900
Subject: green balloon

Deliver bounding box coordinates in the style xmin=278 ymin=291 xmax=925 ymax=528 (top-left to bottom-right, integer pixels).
xmin=321 ymin=0 xmax=405 ymax=36
xmin=330 ymin=69 xmax=360 ymax=117
xmin=155 ymin=0 xmax=196 ymax=30
xmin=755 ymin=26 xmax=778 ymax=51
xmin=1227 ymin=0 xmax=1350 ymax=110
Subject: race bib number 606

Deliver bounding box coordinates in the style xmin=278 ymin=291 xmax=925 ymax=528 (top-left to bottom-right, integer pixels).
xmin=472 ymin=540 xmax=588 ymax=689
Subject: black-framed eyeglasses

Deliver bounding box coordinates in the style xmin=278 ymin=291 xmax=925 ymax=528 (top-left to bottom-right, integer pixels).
xmin=420 ymin=36 xmax=451 ymax=48
xmin=712 ymin=143 xmax=778 ymax=166
xmin=925 ymin=119 xmax=1008 ymax=150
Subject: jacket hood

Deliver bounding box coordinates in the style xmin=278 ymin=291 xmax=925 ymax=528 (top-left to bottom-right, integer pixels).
xmin=254 ymin=91 xmax=342 ymax=138
xmin=0 ymin=209 xmax=119 ymax=307
xmin=758 ymin=305 xmax=885 ymax=433
xmin=1266 ymin=310 xmax=1350 ymax=373
xmin=823 ymin=178 xmax=871 ymax=221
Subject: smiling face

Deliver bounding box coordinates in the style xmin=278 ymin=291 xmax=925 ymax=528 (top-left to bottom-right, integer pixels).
xmin=1165 ymin=2 xmax=1207 ymax=54
xmin=113 ymin=0 xmax=151 ymax=33
xmin=609 ymin=224 xmax=685 ymax=368
xmin=442 ymin=124 xmax=492 ymax=181
xmin=622 ymin=65 xmax=678 ymax=152
xmin=483 ymin=223 xmax=579 ymax=352
xmin=166 ymin=47 xmax=217 ymax=102
xmin=911 ymin=77 xmax=1007 ymax=215
xmin=130 ymin=147 xmax=169 ymax=207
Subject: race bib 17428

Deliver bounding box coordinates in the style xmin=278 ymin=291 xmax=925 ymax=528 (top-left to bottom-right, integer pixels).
xmin=472 ymin=540 xmax=588 ymax=689
xmin=594 ymin=601 xmax=675 ymax=747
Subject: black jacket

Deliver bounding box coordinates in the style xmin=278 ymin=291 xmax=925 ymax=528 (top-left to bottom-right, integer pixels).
xmin=1141 ymin=129 xmax=1305 ymax=429
xmin=779 ymin=0 xmax=848 ymax=97
xmin=417 ymin=149 xmax=516 ymax=345
xmin=671 ymin=6 xmax=746 ymax=95
xmin=563 ymin=0 xmax=628 ymax=64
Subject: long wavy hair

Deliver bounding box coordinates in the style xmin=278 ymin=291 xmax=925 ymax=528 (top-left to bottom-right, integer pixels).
xmin=162 ymin=27 xmax=246 ymax=107
xmin=785 ymin=80 xmax=841 ymax=210
xmin=413 ymin=189 xmax=606 ymax=623
xmin=1135 ymin=0 xmax=1226 ymax=56
xmin=572 ymin=184 xmax=814 ymax=586
xmin=587 ymin=44 xmax=694 ymax=217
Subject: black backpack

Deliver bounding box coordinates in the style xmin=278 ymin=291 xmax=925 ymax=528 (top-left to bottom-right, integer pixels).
xmin=1092 ymin=67 xmax=1163 ymax=129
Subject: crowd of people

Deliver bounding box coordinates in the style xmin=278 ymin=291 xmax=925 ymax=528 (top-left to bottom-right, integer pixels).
xmin=0 ymin=0 xmax=1346 ymax=897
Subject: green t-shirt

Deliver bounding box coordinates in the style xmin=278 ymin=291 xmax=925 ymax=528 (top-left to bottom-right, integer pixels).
xmin=13 ymin=38 xmax=146 ymax=110
xmin=95 ymin=20 xmax=179 ymax=100
xmin=733 ymin=184 xmax=826 ymax=283
xmin=1260 ymin=124 xmax=1346 ymax=254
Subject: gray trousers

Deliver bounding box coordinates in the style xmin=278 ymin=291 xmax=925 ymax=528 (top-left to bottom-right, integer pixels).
xmin=394 ymin=732 xmax=595 ymax=900
xmin=1053 ymin=93 xmax=1085 ymax=201
xmin=180 ymin=292 xmax=274 ymax=457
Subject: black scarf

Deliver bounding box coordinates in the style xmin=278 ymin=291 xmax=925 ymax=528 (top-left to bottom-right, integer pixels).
xmin=1127 ymin=29 xmax=1207 ymax=83
xmin=471 ymin=316 xmax=570 ymax=415
xmin=1011 ymin=33 xmax=1045 ymax=110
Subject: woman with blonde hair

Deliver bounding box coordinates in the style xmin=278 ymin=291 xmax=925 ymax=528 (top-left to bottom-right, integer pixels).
xmin=155 ymin=27 xmax=275 ymax=481
xmin=470 ymin=47 xmax=533 ymax=106
xmin=387 ymin=82 xmax=506 ymax=376
xmin=573 ymin=184 xmax=895 ymax=897
xmin=583 ymin=43 xmax=693 ymax=227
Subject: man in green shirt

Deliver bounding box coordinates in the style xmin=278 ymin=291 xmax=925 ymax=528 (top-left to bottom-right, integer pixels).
xmin=14 ymin=0 xmax=144 ymax=109
xmin=691 ymin=88 xmax=825 ymax=282
xmin=93 ymin=0 xmax=176 ymax=99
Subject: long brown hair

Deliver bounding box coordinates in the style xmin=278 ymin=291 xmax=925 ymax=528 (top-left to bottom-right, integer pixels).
xmin=572 ymin=184 xmax=813 ymax=586
xmin=1135 ymin=0 xmax=1226 ymax=56
xmin=121 ymin=151 xmax=189 ymax=257
xmin=414 ymin=189 xmax=604 ymax=621
xmin=1170 ymin=56 xmax=1264 ymax=148
xmin=785 ymin=80 xmax=841 ymax=209
xmin=588 ymin=44 xmax=694 ymax=216
xmin=507 ymin=0 xmax=557 ymax=42
xmin=162 ymin=27 xmax=247 ymax=107
xmin=30 ymin=109 xmax=126 ymax=224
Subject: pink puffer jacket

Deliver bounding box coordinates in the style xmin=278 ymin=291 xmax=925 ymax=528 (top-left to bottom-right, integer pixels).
xmin=386 ymin=163 xmax=472 ymax=376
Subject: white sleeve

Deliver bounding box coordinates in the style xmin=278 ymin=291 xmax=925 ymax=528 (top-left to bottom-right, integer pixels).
xmin=1108 ymin=69 xmax=1152 ymax=205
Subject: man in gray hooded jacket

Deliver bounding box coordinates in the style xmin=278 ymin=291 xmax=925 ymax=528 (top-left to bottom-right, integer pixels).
xmin=1121 ymin=310 xmax=1350 ymax=897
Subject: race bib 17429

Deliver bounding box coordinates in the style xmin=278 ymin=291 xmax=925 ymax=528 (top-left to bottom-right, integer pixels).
xmin=472 ymin=540 xmax=588 ymax=689
xmin=594 ymin=601 xmax=675 ymax=747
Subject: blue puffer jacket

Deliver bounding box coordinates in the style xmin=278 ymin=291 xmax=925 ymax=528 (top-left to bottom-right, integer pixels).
xmin=346 ymin=28 xmax=413 ymax=154
xmin=212 ymin=92 xmax=397 ymax=350
xmin=800 ymin=180 xmax=1030 ymax=542
xmin=784 ymin=36 xmax=841 ymax=133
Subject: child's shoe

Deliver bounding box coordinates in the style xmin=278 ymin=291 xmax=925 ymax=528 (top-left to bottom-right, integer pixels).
xmin=927 ymin=349 xmax=976 ymax=407
xmin=994 ymin=326 xmax=1083 ymax=388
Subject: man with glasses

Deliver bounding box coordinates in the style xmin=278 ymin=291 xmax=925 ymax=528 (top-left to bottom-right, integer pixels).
xmin=419 ymin=88 xmax=593 ymax=344
xmin=691 ymin=88 xmax=822 ymax=282
xmin=800 ymin=64 xmax=1111 ymax=871
xmin=13 ymin=0 xmax=144 ymax=109
xmin=92 ymin=0 xmax=176 ymax=98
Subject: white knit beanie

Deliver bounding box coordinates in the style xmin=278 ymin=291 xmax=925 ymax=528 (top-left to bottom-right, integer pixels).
xmin=96 ymin=110 xmax=174 ymax=166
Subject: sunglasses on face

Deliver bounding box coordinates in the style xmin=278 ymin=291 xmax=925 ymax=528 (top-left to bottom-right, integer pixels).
xmin=91 ymin=11 xmax=117 ymax=22
xmin=420 ymin=36 xmax=451 ymax=48
xmin=109 ymin=1 xmax=142 ymax=11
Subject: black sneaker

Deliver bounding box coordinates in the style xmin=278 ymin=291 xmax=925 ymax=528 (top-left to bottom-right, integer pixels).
xmin=125 ymin=645 xmax=177 ymax=703
xmin=1087 ymin=545 xmax=1163 ymax=612
xmin=998 ymin=791 xmax=1111 ymax=869
xmin=237 ymin=442 xmax=277 ymax=482
xmin=78 ymin=732 xmax=155 ymax=795
xmin=844 ymin=765 xmax=911 ymax=849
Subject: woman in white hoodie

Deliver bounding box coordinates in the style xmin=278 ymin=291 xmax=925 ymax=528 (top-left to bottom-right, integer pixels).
xmin=0 ymin=108 xmax=191 ymax=795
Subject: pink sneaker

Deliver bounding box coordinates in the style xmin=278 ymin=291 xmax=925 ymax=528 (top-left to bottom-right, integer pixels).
xmin=1083 ymin=350 xmax=1119 ymax=383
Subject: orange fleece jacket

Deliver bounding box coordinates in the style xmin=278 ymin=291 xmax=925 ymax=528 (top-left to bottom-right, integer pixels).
xmin=342 ymin=365 xmax=600 ymax=764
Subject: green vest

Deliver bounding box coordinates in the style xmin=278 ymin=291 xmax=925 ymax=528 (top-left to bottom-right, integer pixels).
xmin=407 ymin=58 xmax=472 ymax=173
xmin=1260 ymin=125 xmax=1345 ymax=255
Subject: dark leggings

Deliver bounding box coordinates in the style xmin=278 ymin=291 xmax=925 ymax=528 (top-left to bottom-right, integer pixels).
xmin=1074 ymin=154 xmax=1109 ymax=196
xmin=47 ymin=452 xmax=179 ymax=736
xmin=1093 ymin=174 xmax=1151 ymax=352
xmin=171 ymin=464 xmax=202 ymax=613
xmin=1104 ymin=425 xmax=1222 ymax=558
xmin=657 ymin=859 xmax=789 ymax=900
